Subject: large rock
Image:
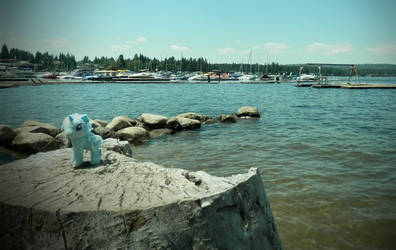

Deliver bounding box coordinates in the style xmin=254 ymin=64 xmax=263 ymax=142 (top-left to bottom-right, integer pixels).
xmin=15 ymin=126 xmax=50 ymax=135
xmin=166 ymin=117 xmax=201 ymax=131
xmin=177 ymin=112 xmax=210 ymax=122
xmin=89 ymin=119 xmax=102 ymax=129
xmin=21 ymin=120 xmax=61 ymax=137
xmin=106 ymin=116 xmax=136 ymax=131
xmin=94 ymin=119 xmax=108 ymax=127
xmin=90 ymin=119 xmax=108 ymax=129
xmin=102 ymin=138 xmax=132 ymax=157
xmin=115 ymin=127 xmax=150 ymax=144
xmin=11 ymin=132 xmax=55 ymax=153
xmin=0 ymin=148 xmax=282 ymax=250
xmin=0 ymin=125 xmax=17 ymax=146
xmin=137 ymin=113 xmax=168 ymax=130
xmin=93 ymin=126 xmax=114 ymax=139
xmin=236 ymin=106 xmax=260 ymax=118
xmin=42 ymin=132 xmax=71 ymax=151
xmin=20 ymin=121 xmax=61 ymax=137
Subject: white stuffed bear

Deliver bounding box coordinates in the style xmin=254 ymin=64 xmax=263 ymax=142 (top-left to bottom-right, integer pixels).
xmin=62 ymin=113 xmax=103 ymax=167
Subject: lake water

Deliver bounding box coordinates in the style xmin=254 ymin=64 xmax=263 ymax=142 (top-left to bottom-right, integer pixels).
xmin=1 ymin=77 xmax=396 ymax=249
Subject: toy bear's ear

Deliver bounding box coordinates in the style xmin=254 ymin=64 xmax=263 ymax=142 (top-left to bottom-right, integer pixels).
xmin=68 ymin=115 xmax=74 ymax=123
xmin=81 ymin=114 xmax=89 ymax=123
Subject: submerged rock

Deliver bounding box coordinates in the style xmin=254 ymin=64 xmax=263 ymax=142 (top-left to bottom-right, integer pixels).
xmin=0 ymin=125 xmax=17 ymax=146
xmin=137 ymin=113 xmax=168 ymax=130
xmin=219 ymin=114 xmax=237 ymax=123
xmin=0 ymin=148 xmax=282 ymax=250
xmin=204 ymin=118 xmax=218 ymax=124
xmin=106 ymin=116 xmax=136 ymax=131
xmin=166 ymin=117 xmax=201 ymax=131
xmin=149 ymin=128 xmax=173 ymax=138
xmin=236 ymin=106 xmax=260 ymax=118
xmin=21 ymin=120 xmax=61 ymax=137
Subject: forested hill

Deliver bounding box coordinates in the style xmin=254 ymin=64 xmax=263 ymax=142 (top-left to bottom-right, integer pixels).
xmin=1 ymin=44 xmax=396 ymax=76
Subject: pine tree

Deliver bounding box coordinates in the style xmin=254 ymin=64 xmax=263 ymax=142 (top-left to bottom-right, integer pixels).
xmin=1 ymin=44 xmax=10 ymax=59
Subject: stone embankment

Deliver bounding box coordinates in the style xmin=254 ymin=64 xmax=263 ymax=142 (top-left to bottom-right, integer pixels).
xmin=0 ymin=142 xmax=281 ymax=249
xmin=0 ymin=106 xmax=260 ymax=158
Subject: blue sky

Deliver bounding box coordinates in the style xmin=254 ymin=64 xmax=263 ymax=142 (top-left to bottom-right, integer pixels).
xmin=1 ymin=0 xmax=396 ymax=64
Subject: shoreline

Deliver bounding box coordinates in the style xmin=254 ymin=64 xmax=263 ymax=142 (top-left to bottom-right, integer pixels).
xmin=0 ymin=79 xmax=294 ymax=88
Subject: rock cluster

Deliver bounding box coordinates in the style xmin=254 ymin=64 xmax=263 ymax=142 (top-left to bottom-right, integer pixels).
xmin=0 ymin=106 xmax=260 ymax=159
xmin=0 ymin=145 xmax=281 ymax=249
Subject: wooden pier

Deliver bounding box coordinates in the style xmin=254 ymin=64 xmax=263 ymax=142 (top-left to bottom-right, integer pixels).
xmin=337 ymin=83 xmax=396 ymax=89
xmin=307 ymin=83 xmax=396 ymax=89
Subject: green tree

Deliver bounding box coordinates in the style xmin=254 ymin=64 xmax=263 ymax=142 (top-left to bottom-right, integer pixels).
xmin=116 ymin=54 xmax=126 ymax=69
xmin=1 ymin=44 xmax=10 ymax=59
xmin=82 ymin=56 xmax=90 ymax=64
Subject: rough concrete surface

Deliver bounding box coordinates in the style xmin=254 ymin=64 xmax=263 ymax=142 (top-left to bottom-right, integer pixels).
xmin=0 ymin=147 xmax=281 ymax=250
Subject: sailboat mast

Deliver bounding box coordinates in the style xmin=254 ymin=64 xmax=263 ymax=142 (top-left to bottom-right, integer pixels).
xmin=248 ymin=50 xmax=252 ymax=73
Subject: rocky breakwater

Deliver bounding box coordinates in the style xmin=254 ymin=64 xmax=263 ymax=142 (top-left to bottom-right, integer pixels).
xmin=0 ymin=145 xmax=281 ymax=249
xmin=0 ymin=106 xmax=261 ymax=160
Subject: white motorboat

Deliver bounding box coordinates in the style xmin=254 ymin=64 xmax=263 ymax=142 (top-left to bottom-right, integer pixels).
xmin=296 ymin=73 xmax=317 ymax=82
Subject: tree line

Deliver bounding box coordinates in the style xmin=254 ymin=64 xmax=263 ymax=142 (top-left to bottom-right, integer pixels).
xmin=1 ymin=44 xmax=396 ymax=76
xmin=1 ymin=44 xmax=76 ymax=71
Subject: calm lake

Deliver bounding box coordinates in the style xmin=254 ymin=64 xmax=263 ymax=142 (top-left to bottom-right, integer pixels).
xmin=1 ymin=77 xmax=396 ymax=249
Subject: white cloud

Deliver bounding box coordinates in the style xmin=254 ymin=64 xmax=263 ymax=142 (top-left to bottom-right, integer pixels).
xmin=217 ymin=47 xmax=250 ymax=55
xmin=126 ymin=36 xmax=147 ymax=44
xmin=170 ymin=44 xmax=190 ymax=51
xmin=46 ymin=38 xmax=70 ymax=48
xmin=367 ymin=42 xmax=396 ymax=54
xmin=135 ymin=37 xmax=147 ymax=43
xmin=111 ymin=44 xmax=131 ymax=51
xmin=307 ymin=42 xmax=352 ymax=55
xmin=9 ymin=37 xmax=28 ymax=44
xmin=254 ymin=42 xmax=290 ymax=54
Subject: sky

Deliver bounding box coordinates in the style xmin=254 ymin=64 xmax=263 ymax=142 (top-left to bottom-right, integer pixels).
xmin=1 ymin=0 xmax=396 ymax=64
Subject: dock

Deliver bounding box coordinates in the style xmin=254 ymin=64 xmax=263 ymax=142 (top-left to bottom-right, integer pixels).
xmin=337 ymin=83 xmax=396 ymax=89
xmin=308 ymin=83 xmax=396 ymax=89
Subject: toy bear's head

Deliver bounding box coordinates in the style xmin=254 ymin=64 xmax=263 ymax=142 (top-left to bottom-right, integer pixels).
xmin=61 ymin=113 xmax=92 ymax=140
